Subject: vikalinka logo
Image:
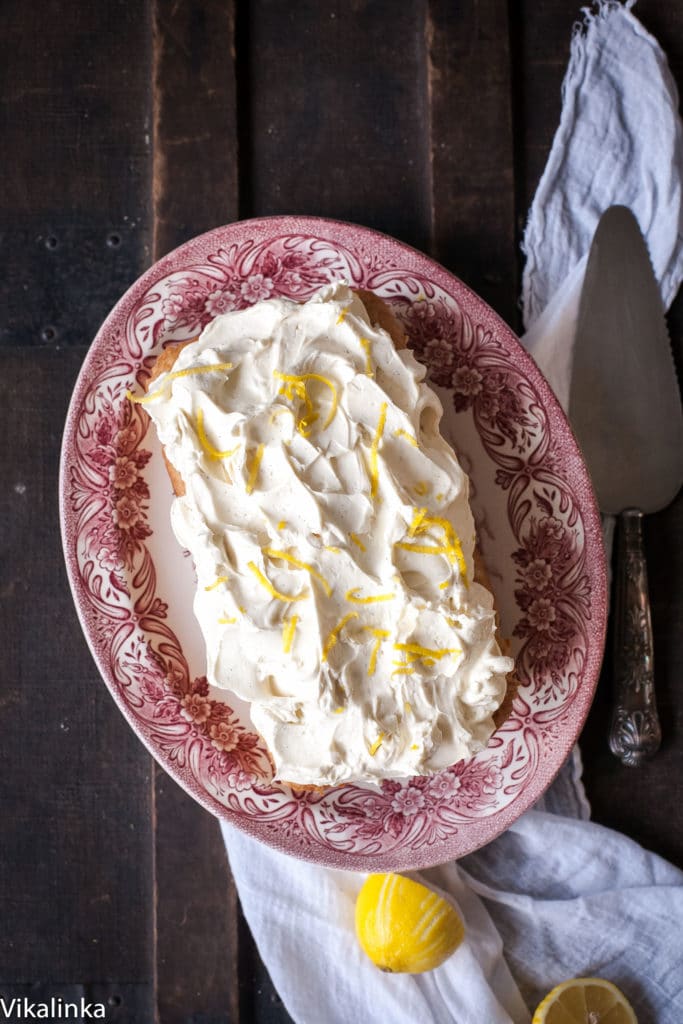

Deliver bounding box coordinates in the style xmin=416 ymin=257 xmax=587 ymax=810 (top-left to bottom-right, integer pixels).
xmin=0 ymin=997 xmax=106 ymax=1020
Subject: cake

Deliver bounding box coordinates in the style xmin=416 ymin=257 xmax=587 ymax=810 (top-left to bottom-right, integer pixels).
xmin=132 ymin=283 xmax=514 ymax=787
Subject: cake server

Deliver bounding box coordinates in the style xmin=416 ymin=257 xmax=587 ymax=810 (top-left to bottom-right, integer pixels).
xmin=568 ymin=205 xmax=683 ymax=766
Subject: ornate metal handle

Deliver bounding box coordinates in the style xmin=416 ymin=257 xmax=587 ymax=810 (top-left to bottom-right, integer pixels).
xmin=608 ymin=509 xmax=661 ymax=766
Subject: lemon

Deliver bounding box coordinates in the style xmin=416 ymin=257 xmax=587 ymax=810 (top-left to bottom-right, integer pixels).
xmin=532 ymin=978 xmax=638 ymax=1023
xmin=355 ymin=872 xmax=465 ymax=973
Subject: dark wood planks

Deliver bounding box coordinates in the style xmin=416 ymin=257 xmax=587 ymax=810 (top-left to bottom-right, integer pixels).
xmin=0 ymin=349 xmax=155 ymax=1023
xmin=153 ymin=0 xmax=239 ymax=253
xmin=516 ymin=0 xmax=683 ymax=867
xmin=241 ymin=0 xmax=433 ymax=252
xmin=0 ymin=0 xmax=152 ymax=348
xmin=0 ymin=2 xmax=156 ymax=1019
xmin=151 ymin=3 xmax=243 ymax=1022
xmin=427 ymin=0 xmax=518 ymax=328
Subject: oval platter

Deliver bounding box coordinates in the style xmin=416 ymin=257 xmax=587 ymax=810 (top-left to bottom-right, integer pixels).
xmin=59 ymin=216 xmax=607 ymax=871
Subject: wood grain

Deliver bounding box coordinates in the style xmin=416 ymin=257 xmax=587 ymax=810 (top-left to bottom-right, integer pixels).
xmin=0 ymin=348 xmax=155 ymax=1022
xmin=428 ymin=0 xmax=518 ymax=327
xmin=0 ymin=1 xmax=156 ymax=1019
xmin=0 ymin=0 xmax=152 ymax=348
xmin=151 ymin=3 xmax=244 ymax=1021
xmin=153 ymin=0 xmax=239 ymax=257
xmin=240 ymin=0 xmax=432 ymax=251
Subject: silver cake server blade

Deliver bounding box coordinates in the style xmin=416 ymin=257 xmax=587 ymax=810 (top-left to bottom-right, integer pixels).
xmin=569 ymin=205 xmax=683 ymax=765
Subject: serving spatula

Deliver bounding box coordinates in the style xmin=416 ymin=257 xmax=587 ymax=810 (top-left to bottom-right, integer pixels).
xmin=569 ymin=206 xmax=683 ymax=765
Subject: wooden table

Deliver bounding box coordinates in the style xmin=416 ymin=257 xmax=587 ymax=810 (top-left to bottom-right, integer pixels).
xmin=2 ymin=3 xmax=681 ymax=1022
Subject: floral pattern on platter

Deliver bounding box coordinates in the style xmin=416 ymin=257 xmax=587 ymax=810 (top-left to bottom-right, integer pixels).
xmin=61 ymin=218 xmax=606 ymax=870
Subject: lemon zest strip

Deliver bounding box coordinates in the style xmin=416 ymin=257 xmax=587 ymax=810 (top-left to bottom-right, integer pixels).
xmin=245 ymin=443 xmax=265 ymax=495
xmin=359 ymin=337 xmax=373 ymax=376
xmin=408 ymin=507 xmax=428 ymax=537
xmin=393 ymin=643 xmax=461 ymax=674
xmin=404 ymin=702 xmax=413 ymax=714
xmin=247 ymin=561 xmax=309 ymax=603
xmin=322 ymin=611 xmax=359 ymax=662
xmin=393 ymin=428 xmax=418 ymax=448
xmin=273 ymin=370 xmax=339 ymax=433
xmin=368 ymin=401 xmax=388 ymax=499
xmin=413 ymin=481 xmax=430 ymax=496
xmin=264 ymin=548 xmax=332 ymax=596
xmin=324 ymin=545 xmax=340 ymax=554
xmin=204 ymin=576 xmax=229 ymax=591
xmin=195 ymin=408 xmax=240 ymax=460
xmin=127 ymin=361 xmax=233 ymax=404
xmin=369 ymin=734 xmax=384 ymax=756
xmin=423 ymin=514 xmax=468 ymax=583
xmin=396 ymin=541 xmax=452 ymax=556
xmin=282 ymin=616 xmax=299 ymax=654
xmin=404 ymin=511 xmax=468 ymax=585
xmin=333 ymin=707 xmax=345 ymax=714
xmin=349 ymin=533 xmax=366 ymax=552
xmin=277 ymin=520 xmax=286 ymax=530
xmin=394 ymin=643 xmax=461 ymax=660
xmin=346 ymin=588 xmax=395 ymax=605
xmin=217 ymin=616 xmax=237 ymax=624
xmin=364 ymin=628 xmax=390 ymax=677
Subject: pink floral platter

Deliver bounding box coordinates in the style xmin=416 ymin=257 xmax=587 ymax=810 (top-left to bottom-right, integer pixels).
xmin=59 ymin=216 xmax=607 ymax=871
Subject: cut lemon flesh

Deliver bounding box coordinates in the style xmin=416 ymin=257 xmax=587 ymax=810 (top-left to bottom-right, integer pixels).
xmin=532 ymin=978 xmax=638 ymax=1024
xmin=355 ymin=872 xmax=464 ymax=974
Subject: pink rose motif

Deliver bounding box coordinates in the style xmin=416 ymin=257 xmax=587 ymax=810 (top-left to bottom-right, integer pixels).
xmin=229 ymin=768 xmax=257 ymax=791
xmin=209 ymin=719 xmax=240 ymax=753
xmin=115 ymin=424 xmax=138 ymax=457
xmin=180 ymin=691 xmax=212 ymax=724
xmin=162 ymin=293 xmax=186 ymax=320
xmin=481 ymin=764 xmax=504 ymax=795
xmin=523 ymin=558 xmax=553 ymax=591
xmin=477 ymin=389 xmax=501 ymax=420
xmin=546 ymin=642 xmax=572 ymax=675
xmin=205 ymin=287 xmax=238 ymax=318
xmin=390 ymin=786 xmax=426 ymax=818
xmin=424 ymin=336 xmax=456 ymax=370
xmin=539 ymin=516 xmax=565 ymax=541
xmin=412 ymin=300 xmax=440 ymax=326
xmin=452 ymin=364 xmax=483 ymax=397
xmin=527 ymin=633 xmax=553 ymax=661
xmin=241 ymin=273 xmax=273 ymax=303
xmin=98 ymin=546 xmax=121 ymax=572
xmin=164 ymin=668 xmax=187 ymax=698
xmin=112 ymin=493 xmax=142 ymax=530
xmin=283 ymin=270 xmax=303 ymax=290
xmin=427 ymin=772 xmax=462 ymax=801
xmin=109 ymin=456 xmax=138 ymax=490
xmin=528 ymin=597 xmax=557 ymax=631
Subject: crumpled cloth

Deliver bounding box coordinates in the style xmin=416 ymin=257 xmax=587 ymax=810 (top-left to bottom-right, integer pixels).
xmin=521 ymin=0 xmax=683 ymax=408
xmin=221 ymin=3 xmax=683 ymax=1021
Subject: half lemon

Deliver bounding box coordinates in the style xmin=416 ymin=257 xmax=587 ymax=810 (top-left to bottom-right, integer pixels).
xmin=533 ymin=977 xmax=638 ymax=1023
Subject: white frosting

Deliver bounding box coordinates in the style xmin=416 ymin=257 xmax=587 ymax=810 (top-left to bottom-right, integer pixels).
xmin=144 ymin=283 xmax=513 ymax=786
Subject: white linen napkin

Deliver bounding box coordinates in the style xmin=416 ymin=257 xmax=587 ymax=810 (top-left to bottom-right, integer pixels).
xmin=221 ymin=4 xmax=683 ymax=1021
